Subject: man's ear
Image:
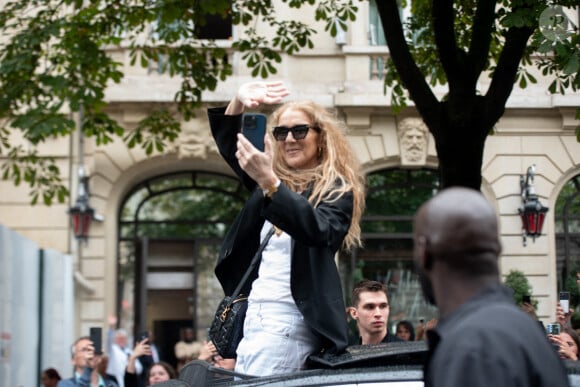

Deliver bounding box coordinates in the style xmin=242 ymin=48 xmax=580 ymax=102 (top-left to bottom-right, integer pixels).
xmin=416 ymin=235 xmax=433 ymax=271
xmin=348 ymin=306 xmax=358 ymax=320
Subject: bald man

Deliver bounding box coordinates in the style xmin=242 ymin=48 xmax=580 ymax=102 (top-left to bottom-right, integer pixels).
xmin=413 ymin=187 xmax=569 ymax=387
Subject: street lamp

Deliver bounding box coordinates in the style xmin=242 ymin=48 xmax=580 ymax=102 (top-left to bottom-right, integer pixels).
xmin=519 ymin=164 xmax=549 ymax=246
xmin=68 ymin=166 xmax=95 ymax=242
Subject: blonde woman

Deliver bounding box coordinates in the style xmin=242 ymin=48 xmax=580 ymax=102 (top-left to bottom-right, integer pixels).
xmin=208 ymin=81 xmax=365 ymax=376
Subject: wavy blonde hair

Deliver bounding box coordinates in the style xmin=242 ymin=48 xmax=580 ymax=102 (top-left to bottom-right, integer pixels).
xmin=270 ymin=101 xmax=365 ymax=250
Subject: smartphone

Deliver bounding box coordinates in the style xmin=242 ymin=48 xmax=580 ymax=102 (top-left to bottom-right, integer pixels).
xmin=559 ymin=291 xmax=570 ymax=313
xmin=546 ymin=323 xmax=561 ymax=335
xmin=137 ymin=330 xmax=149 ymax=342
xmin=89 ymin=327 xmax=103 ymax=355
xmin=242 ymin=113 xmax=267 ymax=151
xmin=522 ymin=294 xmax=531 ymax=304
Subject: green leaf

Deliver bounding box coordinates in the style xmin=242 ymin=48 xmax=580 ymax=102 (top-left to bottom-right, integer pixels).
xmin=562 ymin=54 xmax=579 ymax=76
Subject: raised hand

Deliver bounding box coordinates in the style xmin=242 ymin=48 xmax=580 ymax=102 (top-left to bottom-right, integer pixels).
xmin=549 ymin=334 xmax=578 ymax=360
xmin=226 ymin=81 xmax=289 ymax=115
xmin=132 ymin=337 xmax=152 ymax=357
xmin=521 ymin=301 xmax=538 ymax=320
xmin=556 ymin=302 xmax=571 ymax=328
xmin=237 ymin=81 xmax=289 ymax=108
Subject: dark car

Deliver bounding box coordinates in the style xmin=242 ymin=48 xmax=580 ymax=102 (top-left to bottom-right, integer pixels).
xmin=167 ymin=341 xmax=580 ymax=387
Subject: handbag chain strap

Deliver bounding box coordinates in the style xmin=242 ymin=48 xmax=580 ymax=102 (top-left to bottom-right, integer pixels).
xmin=230 ymin=226 xmax=276 ymax=297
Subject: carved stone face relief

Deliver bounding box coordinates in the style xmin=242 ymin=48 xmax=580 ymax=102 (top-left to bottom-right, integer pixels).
xmin=397 ymin=118 xmax=428 ymax=166
xmin=169 ymin=118 xmax=218 ymax=159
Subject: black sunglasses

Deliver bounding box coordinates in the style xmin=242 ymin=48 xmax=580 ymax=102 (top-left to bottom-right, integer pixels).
xmin=272 ymin=124 xmax=319 ymax=141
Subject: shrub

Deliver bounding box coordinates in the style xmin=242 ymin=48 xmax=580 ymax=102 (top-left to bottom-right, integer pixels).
xmin=503 ymin=269 xmax=538 ymax=309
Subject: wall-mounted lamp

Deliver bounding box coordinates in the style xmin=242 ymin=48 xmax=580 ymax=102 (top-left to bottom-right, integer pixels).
xmin=519 ymin=164 xmax=549 ymax=246
xmin=68 ymin=166 xmax=95 ymax=242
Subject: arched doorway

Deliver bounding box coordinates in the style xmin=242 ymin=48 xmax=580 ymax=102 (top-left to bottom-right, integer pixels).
xmin=116 ymin=171 xmax=247 ymax=368
xmin=344 ymin=168 xmax=440 ymax=333
xmin=555 ymin=173 xmax=580 ymax=308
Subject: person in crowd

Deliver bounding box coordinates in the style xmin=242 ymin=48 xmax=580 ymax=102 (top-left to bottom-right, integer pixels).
xmin=124 ymin=338 xmax=177 ymax=387
xmin=550 ymin=326 xmax=580 ymax=361
xmin=415 ymin=318 xmax=438 ymax=341
xmin=197 ymin=340 xmax=236 ymax=370
xmin=395 ymin=320 xmax=415 ymax=341
xmin=349 ymin=279 xmax=402 ymax=345
xmin=522 ymin=297 xmax=579 ymax=339
xmin=107 ymin=328 xmax=141 ymax=387
xmin=41 ymin=367 xmax=62 ymax=387
xmin=174 ymin=327 xmax=203 ymax=371
xmin=125 ymin=337 xmax=152 ymax=387
xmin=144 ymin=362 xmax=177 ymax=386
xmin=146 ymin=331 xmax=161 ymax=363
xmin=58 ymin=336 xmax=118 ymax=387
xmin=207 ymin=80 xmax=365 ymax=376
xmin=413 ymin=187 xmax=570 ymax=386
xmin=97 ymin=354 xmax=120 ymax=386
xmin=136 ymin=330 xmax=161 ymax=386
xmin=126 ymin=336 xmax=177 ymax=387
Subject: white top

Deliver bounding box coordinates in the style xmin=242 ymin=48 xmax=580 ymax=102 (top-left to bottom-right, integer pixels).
xmin=106 ymin=343 xmax=141 ymax=387
xmin=248 ymin=221 xmax=295 ymax=305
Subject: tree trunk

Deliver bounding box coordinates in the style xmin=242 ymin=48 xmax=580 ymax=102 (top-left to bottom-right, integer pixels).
xmin=434 ymin=98 xmax=491 ymax=190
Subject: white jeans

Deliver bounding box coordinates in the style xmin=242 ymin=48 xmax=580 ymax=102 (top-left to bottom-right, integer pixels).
xmin=235 ymin=302 xmax=320 ymax=377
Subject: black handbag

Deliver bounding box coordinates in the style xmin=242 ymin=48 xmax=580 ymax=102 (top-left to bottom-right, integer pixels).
xmin=209 ymin=227 xmax=275 ymax=359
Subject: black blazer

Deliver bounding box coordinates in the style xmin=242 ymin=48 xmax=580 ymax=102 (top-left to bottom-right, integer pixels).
xmin=208 ymin=107 xmax=352 ymax=356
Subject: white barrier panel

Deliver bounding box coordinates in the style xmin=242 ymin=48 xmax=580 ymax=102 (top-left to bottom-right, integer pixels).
xmin=0 ymin=225 xmax=40 ymax=387
xmin=41 ymin=249 xmax=74 ymax=380
xmin=0 ymin=225 xmax=74 ymax=386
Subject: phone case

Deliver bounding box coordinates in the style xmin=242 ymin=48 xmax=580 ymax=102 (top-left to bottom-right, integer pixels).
xmin=242 ymin=113 xmax=267 ymax=151
xmin=89 ymin=327 xmax=103 ymax=354
xmin=138 ymin=331 xmax=149 ymax=342
xmin=559 ymin=291 xmax=570 ymax=313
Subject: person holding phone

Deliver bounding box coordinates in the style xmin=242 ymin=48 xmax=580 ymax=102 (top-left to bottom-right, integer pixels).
xmin=207 ymin=81 xmax=365 ymax=376
xmin=124 ymin=336 xmax=177 ymax=387
xmin=58 ymin=336 xmax=118 ymax=387
xmin=550 ymin=326 xmax=580 ymax=361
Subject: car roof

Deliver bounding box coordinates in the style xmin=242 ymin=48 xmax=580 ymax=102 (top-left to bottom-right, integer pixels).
xmin=175 ymin=341 xmax=580 ymax=387
xmin=215 ymin=364 xmax=424 ymax=386
xmin=178 ymin=342 xmax=427 ymax=386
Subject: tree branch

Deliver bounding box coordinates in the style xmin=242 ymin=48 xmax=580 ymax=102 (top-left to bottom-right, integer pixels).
xmin=432 ymin=0 xmax=462 ymax=88
xmin=376 ymin=0 xmax=440 ymax=132
xmin=467 ymin=0 xmax=496 ymax=79
xmin=485 ymin=25 xmax=534 ymax=125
